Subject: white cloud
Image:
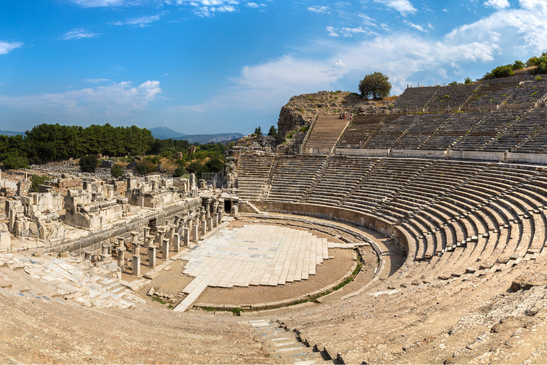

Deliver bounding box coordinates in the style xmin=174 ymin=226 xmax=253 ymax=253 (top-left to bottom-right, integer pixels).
xmin=163 ymin=73 xmax=169 ymax=76
xmin=113 ymin=14 xmax=161 ymax=27
xmin=246 ymin=2 xmax=259 ymax=8
xmin=326 ymin=26 xmax=372 ymax=37
xmin=84 ymin=78 xmax=110 ymax=83
xmin=374 ymin=0 xmax=417 ymax=16
xmin=61 ymin=29 xmax=99 ymax=40
xmin=326 ymin=26 xmax=339 ymax=37
xmin=308 ymin=5 xmax=331 ymax=14
xmin=484 ymin=0 xmax=510 ymax=10
xmin=0 ymin=81 xmax=161 ymax=119
xmin=0 ymin=41 xmax=23 ymax=55
xmin=404 ymin=20 xmax=427 ymax=32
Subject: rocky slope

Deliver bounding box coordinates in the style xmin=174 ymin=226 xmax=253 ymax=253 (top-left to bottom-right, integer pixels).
xmin=276 ymin=91 xmax=394 ymax=142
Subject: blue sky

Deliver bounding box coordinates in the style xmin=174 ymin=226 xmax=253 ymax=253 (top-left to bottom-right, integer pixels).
xmin=0 ymin=0 xmax=546 ymax=135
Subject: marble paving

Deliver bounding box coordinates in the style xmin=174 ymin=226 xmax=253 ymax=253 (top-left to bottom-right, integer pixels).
xmin=174 ymin=224 xmax=330 ymax=311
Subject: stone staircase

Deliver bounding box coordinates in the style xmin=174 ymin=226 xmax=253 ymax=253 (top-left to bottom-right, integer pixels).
xmin=249 ymin=320 xmax=335 ymax=364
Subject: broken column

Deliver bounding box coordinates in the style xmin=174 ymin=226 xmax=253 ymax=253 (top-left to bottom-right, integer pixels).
xmin=193 ymin=224 xmax=199 ymax=242
xmin=207 ymin=216 xmax=213 ymax=231
xmin=201 ymin=219 xmax=207 ymax=236
xmin=162 ymin=238 xmax=170 ymax=260
xmin=132 ymin=255 xmax=140 ymax=276
xmin=173 ymin=233 xmax=180 ymax=252
xmin=183 ymin=228 xmax=189 ymax=246
xmin=117 ymin=247 xmax=125 ymax=269
xmin=143 ymin=227 xmax=151 ymax=249
xmin=213 ymin=213 xmax=219 ymax=228
xmin=148 ymin=246 xmax=157 ymax=267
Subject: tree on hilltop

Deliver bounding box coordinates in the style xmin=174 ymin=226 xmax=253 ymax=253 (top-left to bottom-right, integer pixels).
xmin=358 ymin=72 xmax=392 ymax=100
xmin=268 ymin=125 xmax=277 ymax=136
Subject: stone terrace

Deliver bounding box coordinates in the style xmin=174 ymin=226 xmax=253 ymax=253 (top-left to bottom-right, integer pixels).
xmin=426 ymin=84 xmax=480 ymax=111
xmin=303 ymin=115 xmax=349 ymax=153
xmin=393 ymin=86 xmax=438 ymax=109
xmin=338 ymin=115 xmax=384 ymax=148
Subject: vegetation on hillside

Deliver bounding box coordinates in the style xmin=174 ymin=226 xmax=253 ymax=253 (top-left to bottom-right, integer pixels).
xmin=0 ymin=123 xmax=227 ymax=178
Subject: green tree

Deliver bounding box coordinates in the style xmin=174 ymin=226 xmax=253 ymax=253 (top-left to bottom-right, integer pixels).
xmin=268 ymin=125 xmax=277 ymax=136
xmin=485 ymin=65 xmax=514 ymax=79
xmin=464 ymin=77 xmax=472 ymax=84
xmin=205 ymin=158 xmax=223 ymax=172
xmin=358 ymin=72 xmax=392 ymax=99
xmin=3 ymin=154 xmax=29 ymax=170
xmin=187 ymin=161 xmax=205 ymax=179
xmin=135 ymin=160 xmax=156 ymax=175
xmin=449 ymin=81 xmax=458 ymax=86
xmin=79 ymin=155 xmax=99 ymax=173
xmin=30 ymin=174 xmax=49 ymax=193
xmin=512 ymin=60 xmax=525 ymax=70
xmin=173 ymin=166 xmax=186 ymax=177
xmin=111 ymin=164 xmax=125 ymax=178
xmin=254 ymin=127 xmax=263 ymax=137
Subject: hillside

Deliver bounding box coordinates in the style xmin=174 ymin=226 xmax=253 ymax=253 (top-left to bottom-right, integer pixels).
xmin=0 ymin=130 xmax=24 ymax=137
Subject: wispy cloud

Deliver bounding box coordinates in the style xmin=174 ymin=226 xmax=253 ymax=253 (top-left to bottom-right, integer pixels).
xmin=246 ymin=2 xmax=259 ymax=8
xmin=112 ymin=14 xmax=161 ymax=27
xmin=61 ymin=29 xmax=100 ymax=40
xmin=0 ymin=40 xmax=23 ymax=55
xmin=0 ymin=81 xmax=161 ymax=119
xmin=69 ymin=0 xmax=125 ymax=7
xmin=404 ymin=20 xmax=428 ymax=32
xmin=84 ymin=78 xmax=110 ymax=83
xmin=308 ymin=5 xmax=330 ymax=14
xmin=374 ymin=0 xmax=417 ymax=16
xmin=326 ymin=26 xmax=373 ymax=37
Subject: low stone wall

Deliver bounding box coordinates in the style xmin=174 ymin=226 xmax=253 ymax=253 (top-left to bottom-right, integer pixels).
xmin=506 ymin=152 xmax=547 ymax=164
xmin=391 ymin=149 xmax=446 ymax=158
xmin=243 ymin=200 xmax=411 ymax=258
xmin=446 ymin=150 xmax=505 ymax=161
xmin=305 ymin=147 xmax=331 ymax=155
xmin=334 ymin=148 xmax=390 ymax=157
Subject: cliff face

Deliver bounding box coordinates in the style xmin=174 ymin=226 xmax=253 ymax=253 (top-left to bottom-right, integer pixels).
xmin=276 ymin=91 xmax=389 ymax=142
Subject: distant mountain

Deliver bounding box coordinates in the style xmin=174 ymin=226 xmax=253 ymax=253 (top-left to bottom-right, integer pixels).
xmin=0 ymin=130 xmax=24 ymax=137
xmin=149 ymin=127 xmax=187 ymax=140
xmin=176 ymin=133 xmax=244 ymax=144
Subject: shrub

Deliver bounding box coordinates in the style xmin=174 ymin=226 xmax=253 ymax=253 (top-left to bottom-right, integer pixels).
xmin=79 ymin=155 xmax=99 ymax=173
xmin=449 ymin=81 xmax=458 ymax=86
xmin=135 ymin=160 xmax=156 ymax=175
xmin=536 ymin=76 xmax=543 ymax=82
xmin=464 ymin=77 xmax=472 ymax=84
xmin=173 ymin=166 xmax=186 ymax=177
xmin=3 ymin=154 xmax=29 ymax=170
xmin=150 ymin=156 xmax=161 ymax=164
xmin=358 ymin=72 xmax=392 ymax=99
xmin=485 ymin=65 xmax=514 ymax=79
xmin=512 ymin=60 xmax=525 ymax=70
xmin=205 ymin=158 xmax=223 ymax=173
xmin=187 ymin=161 xmax=205 ymax=178
xmin=111 ymin=164 xmax=124 ymax=178
xmin=30 ymin=174 xmax=49 ymax=193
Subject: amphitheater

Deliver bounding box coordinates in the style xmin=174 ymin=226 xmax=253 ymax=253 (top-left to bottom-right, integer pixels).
xmin=3 ymin=76 xmax=547 ymax=364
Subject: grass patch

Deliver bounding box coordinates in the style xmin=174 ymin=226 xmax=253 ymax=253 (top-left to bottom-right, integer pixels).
xmin=152 ymin=297 xmax=167 ymax=305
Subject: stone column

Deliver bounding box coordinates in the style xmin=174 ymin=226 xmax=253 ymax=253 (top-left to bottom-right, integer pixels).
xmin=117 ymin=237 xmax=125 ymax=251
xmin=219 ymin=209 xmax=224 ymax=224
xmin=101 ymin=244 xmax=110 ymax=256
xmin=201 ymin=220 xmax=207 ymax=236
xmin=132 ymin=255 xmax=140 ymax=276
xmin=162 ymin=238 xmax=170 ymax=260
xmin=148 ymin=246 xmax=157 ymax=267
xmin=173 ymin=233 xmax=180 ymax=252
xmin=193 ymin=224 xmax=199 ymax=242
xmin=188 ymin=218 xmax=193 ymax=236
xmin=143 ymin=227 xmax=151 ymax=249
xmin=183 ymin=228 xmax=190 ymax=246
xmin=117 ymin=247 xmax=125 ymax=269
xmin=207 ymin=217 xmax=213 ymax=231
xmin=214 ymin=213 xmax=219 ymax=228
